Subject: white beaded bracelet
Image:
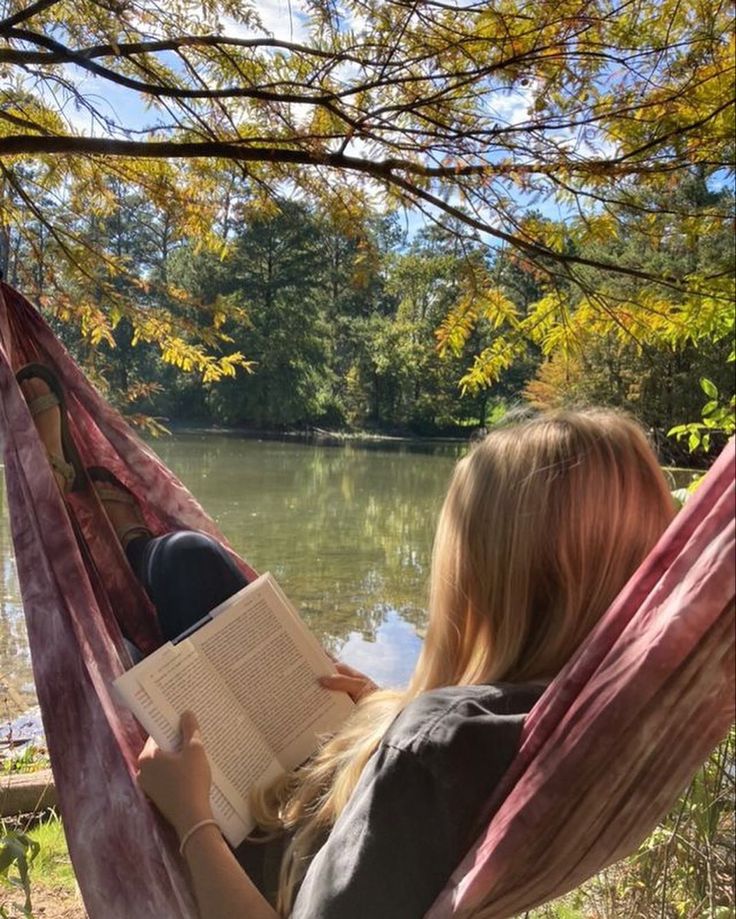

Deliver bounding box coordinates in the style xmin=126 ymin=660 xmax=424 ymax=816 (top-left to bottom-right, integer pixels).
xmin=179 ymin=818 xmax=220 ymax=856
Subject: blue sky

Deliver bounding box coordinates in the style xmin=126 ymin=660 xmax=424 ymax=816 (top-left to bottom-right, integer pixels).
xmin=40 ymin=0 xmax=574 ymax=242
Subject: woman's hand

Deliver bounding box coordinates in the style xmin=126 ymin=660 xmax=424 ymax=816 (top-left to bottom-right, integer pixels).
xmin=319 ymin=661 xmax=379 ymax=703
xmin=137 ymin=711 xmax=213 ymax=839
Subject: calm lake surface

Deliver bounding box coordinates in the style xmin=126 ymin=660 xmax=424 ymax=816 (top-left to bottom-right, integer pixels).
xmin=0 ymin=434 xmax=464 ymax=714
xmin=0 ymin=433 xmax=699 ymax=717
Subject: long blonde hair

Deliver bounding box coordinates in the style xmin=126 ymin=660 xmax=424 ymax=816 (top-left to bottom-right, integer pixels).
xmin=252 ymin=409 xmax=675 ymax=913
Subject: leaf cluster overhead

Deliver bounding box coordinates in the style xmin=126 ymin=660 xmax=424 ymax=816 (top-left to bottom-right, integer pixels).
xmin=0 ymin=0 xmax=733 ymax=285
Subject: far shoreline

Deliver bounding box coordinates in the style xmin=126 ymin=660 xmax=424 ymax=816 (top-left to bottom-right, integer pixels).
xmin=143 ymin=422 xmax=708 ymax=477
xmin=147 ymin=421 xmax=473 ymax=449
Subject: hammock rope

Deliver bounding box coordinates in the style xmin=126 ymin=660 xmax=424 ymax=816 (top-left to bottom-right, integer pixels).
xmin=0 ymin=281 xmax=733 ymax=919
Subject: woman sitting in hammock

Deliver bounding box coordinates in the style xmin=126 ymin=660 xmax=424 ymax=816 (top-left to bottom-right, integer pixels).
xmin=19 ymin=369 xmax=675 ymax=919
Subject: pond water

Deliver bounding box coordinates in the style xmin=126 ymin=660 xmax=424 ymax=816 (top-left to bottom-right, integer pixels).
xmin=0 ymin=434 xmax=463 ymax=714
xmin=0 ymin=433 xmax=700 ymax=718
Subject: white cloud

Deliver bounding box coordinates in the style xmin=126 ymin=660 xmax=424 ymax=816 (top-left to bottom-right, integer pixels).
xmin=485 ymin=84 xmax=535 ymax=127
xmin=224 ymin=1 xmax=311 ymax=43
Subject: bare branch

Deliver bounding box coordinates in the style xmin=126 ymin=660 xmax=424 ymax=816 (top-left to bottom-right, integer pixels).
xmin=0 ymin=0 xmax=61 ymax=29
xmin=0 ymin=131 xmax=713 ymax=290
xmin=0 ymin=32 xmax=371 ymax=66
xmin=3 ymin=28 xmax=337 ymax=105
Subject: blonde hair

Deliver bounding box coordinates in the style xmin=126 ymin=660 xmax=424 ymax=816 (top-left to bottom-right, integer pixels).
xmin=251 ymin=408 xmax=675 ymax=914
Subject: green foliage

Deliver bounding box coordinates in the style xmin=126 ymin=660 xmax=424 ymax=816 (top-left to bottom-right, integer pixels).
xmin=0 ymin=829 xmax=39 ymax=917
xmin=513 ymin=178 xmax=735 ymax=462
xmin=0 ymin=814 xmax=78 ymax=918
xmin=0 ymin=746 xmax=49 ymax=777
xmin=7 ymin=173 xmax=726 ymax=452
xmin=68 ymin=199 xmax=501 ymax=433
xmin=1 ymin=167 xmax=251 ymax=397
xmin=26 ymin=816 xmax=75 ymax=894
xmin=669 ymin=378 xmax=736 ymax=454
xmin=0 ymin=0 xmax=732 ymax=418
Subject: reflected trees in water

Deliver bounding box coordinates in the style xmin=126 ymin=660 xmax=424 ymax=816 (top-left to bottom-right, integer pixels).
xmin=0 ymin=437 xmax=463 ymax=694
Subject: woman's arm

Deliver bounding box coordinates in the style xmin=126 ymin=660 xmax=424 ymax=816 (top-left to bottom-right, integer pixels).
xmin=136 ymin=666 xmax=374 ymax=917
xmin=180 ymin=824 xmax=279 ymax=919
xmin=137 ymin=712 xmax=278 ymax=919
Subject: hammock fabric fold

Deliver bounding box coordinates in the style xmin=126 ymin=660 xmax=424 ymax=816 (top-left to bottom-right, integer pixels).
xmin=0 ymin=282 xmax=255 ymax=919
xmin=0 ymin=280 xmax=733 ymax=919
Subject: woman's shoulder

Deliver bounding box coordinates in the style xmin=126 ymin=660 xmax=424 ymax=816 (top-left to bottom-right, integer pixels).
xmin=381 ymin=682 xmax=546 ymax=759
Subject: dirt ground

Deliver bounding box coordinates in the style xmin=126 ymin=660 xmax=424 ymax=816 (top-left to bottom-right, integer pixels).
xmin=6 ymin=885 xmax=87 ymax=919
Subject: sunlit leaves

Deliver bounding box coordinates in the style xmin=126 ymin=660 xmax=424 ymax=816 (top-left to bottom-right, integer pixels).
xmin=668 ymin=377 xmax=736 ymax=453
xmin=437 ymin=284 xmax=519 ymax=359
xmin=0 ymin=0 xmax=732 ymax=272
xmin=0 ymin=0 xmax=733 ymax=439
xmin=459 ymin=336 xmax=525 ymax=394
xmin=130 ymin=310 xmax=252 ymax=380
xmin=0 ymin=829 xmax=39 ymax=917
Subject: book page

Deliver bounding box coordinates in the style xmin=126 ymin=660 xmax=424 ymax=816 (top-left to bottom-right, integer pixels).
xmin=194 ymin=573 xmax=354 ymax=770
xmin=115 ymin=640 xmax=282 ymax=846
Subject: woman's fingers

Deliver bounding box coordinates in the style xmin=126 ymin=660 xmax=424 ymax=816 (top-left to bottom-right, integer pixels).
xmin=136 ymin=713 xmax=214 ymax=838
xmin=138 ymin=712 xmax=201 ymax=771
xmin=319 ymin=673 xmax=361 ymax=692
xmin=180 ymin=710 xmax=201 ymax=745
xmin=334 ymin=661 xmax=380 ymax=685
xmin=138 ymin=735 xmax=160 ymax=763
xmin=318 ymin=657 xmax=380 ymax=702
xmin=319 ymin=671 xmax=378 ymax=703
xmin=334 ymin=662 xmax=363 ymax=678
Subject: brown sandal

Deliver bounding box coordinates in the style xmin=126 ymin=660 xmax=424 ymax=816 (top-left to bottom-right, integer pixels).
xmin=88 ymin=467 xmax=152 ymax=546
xmin=16 ymin=363 xmax=85 ymax=493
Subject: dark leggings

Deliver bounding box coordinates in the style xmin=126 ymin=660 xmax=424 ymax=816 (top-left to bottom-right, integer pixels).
xmin=126 ymin=531 xmax=250 ymax=642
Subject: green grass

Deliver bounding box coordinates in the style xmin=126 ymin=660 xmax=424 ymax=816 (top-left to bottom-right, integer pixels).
xmin=0 ymin=746 xmax=50 ymax=776
xmin=26 ymin=814 xmax=76 ymax=893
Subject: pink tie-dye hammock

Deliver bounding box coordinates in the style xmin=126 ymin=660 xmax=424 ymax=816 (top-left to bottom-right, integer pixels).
xmin=0 ymin=280 xmax=733 ymax=919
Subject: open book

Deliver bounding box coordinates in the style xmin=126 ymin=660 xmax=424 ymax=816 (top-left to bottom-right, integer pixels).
xmin=114 ymin=572 xmax=354 ymax=847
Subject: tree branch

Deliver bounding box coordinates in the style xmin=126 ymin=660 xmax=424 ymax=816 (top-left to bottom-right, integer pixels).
xmin=0 ymin=32 xmax=370 ymax=66
xmin=3 ymin=28 xmax=336 ymax=104
xmin=0 ymin=131 xmax=703 ymax=289
xmin=0 ymin=0 xmax=60 ymax=29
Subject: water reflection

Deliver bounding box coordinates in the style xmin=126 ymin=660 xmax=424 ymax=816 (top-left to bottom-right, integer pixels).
xmin=339 ymin=610 xmax=424 ymax=687
xmin=0 ymin=436 xmax=461 ymax=706
xmin=150 ymin=436 xmax=459 ymax=681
